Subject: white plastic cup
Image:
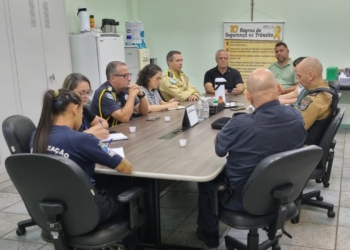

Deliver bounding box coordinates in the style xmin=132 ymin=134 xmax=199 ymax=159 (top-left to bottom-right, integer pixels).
xmin=179 ymin=139 xmax=187 ymax=147
xmin=129 ymin=126 xmax=136 ymax=133
xmin=164 ymin=116 xmax=171 ymax=122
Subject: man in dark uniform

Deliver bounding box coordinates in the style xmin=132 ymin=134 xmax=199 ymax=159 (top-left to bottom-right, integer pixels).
xmin=204 ymin=50 xmax=244 ymax=94
xmin=295 ymin=57 xmax=338 ymax=145
xmin=196 ymin=69 xmax=307 ymax=248
xmin=90 ymin=61 xmax=149 ymax=127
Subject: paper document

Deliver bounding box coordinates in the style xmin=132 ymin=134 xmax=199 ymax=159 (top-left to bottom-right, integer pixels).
xmin=110 ymin=147 xmax=125 ymax=158
xmin=168 ymin=105 xmax=186 ymax=111
xmin=101 ymin=133 xmax=128 ymax=142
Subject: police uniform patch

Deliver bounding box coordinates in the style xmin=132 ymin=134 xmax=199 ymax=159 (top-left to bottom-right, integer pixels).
xmin=107 ymin=86 xmax=112 ymax=92
xmin=300 ymin=97 xmax=313 ymax=111
xmin=125 ymin=94 xmax=129 ymax=100
xmin=98 ymin=141 xmax=116 ymax=157
xmin=170 ymin=79 xmax=177 ymax=84
xmin=106 ymin=93 xmax=114 ymax=99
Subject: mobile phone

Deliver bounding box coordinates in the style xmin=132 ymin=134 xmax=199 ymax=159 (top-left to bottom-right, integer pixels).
xmin=146 ymin=116 xmax=160 ymax=121
xmin=230 ymin=106 xmax=246 ymax=111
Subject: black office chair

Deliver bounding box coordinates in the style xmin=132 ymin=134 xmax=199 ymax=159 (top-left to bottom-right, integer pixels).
xmin=292 ymin=107 xmax=345 ymax=223
xmin=212 ymin=145 xmax=323 ymax=250
xmin=2 ymin=115 xmax=37 ymax=236
xmin=328 ymin=80 xmax=340 ymax=93
xmin=5 ymin=154 xmax=146 ymax=250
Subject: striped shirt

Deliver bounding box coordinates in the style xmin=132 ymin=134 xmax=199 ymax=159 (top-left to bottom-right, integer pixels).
xmin=141 ymin=86 xmax=163 ymax=105
xmin=268 ymin=59 xmax=297 ymax=89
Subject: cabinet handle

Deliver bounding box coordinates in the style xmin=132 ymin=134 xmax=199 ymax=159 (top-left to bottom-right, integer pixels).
xmin=50 ymin=74 xmax=55 ymax=81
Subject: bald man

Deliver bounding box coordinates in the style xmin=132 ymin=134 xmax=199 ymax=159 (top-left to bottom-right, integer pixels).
xmin=196 ymin=69 xmax=307 ymax=248
xmin=296 ymin=57 xmax=338 ymax=145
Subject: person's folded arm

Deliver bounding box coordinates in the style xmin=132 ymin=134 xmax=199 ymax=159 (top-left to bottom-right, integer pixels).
xmin=204 ymin=82 xmax=215 ymax=94
xmin=215 ymin=121 xmax=238 ymax=157
xmin=160 ymin=79 xmax=192 ymax=102
xmin=110 ymin=90 xmax=138 ymax=123
xmin=134 ymin=94 xmax=149 ymax=115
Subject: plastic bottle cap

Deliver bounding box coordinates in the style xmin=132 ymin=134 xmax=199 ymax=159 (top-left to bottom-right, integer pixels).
xmin=90 ymin=15 xmax=94 ymax=18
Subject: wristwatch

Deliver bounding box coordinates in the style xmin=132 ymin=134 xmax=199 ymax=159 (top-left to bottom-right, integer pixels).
xmin=137 ymin=91 xmax=145 ymax=98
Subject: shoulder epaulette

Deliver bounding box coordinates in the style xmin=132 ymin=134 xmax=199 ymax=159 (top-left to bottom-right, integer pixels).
xmin=168 ymin=71 xmax=173 ymax=78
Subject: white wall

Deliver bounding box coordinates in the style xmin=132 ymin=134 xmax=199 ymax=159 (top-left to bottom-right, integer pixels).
xmin=65 ymin=0 xmax=129 ymax=37
xmin=136 ymin=0 xmax=350 ymax=124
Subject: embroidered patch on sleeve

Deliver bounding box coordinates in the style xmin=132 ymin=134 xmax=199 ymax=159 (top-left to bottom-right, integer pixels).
xmin=299 ymin=97 xmax=313 ymax=111
xmin=106 ymin=93 xmax=114 ymax=100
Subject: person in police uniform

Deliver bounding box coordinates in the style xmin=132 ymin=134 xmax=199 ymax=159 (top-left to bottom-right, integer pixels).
xmin=159 ymin=50 xmax=200 ymax=102
xmin=90 ymin=61 xmax=149 ymax=127
xmin=196 ymin=69 xmax=307 ymax=248
xmin=295 ymin=57 xmax=337 ymax=145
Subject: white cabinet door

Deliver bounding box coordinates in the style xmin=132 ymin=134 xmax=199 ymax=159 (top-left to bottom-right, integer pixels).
xmin=8 ymin=0 xmax=48 ymax=124
xmin=0 ymin=0 xmax=21 ymax=163
xmin=37 ymin=0 xmax=71 ymax=90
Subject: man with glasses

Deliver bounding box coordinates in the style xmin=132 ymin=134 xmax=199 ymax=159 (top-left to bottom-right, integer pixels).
xmin=204 ymin=50 xmax=244 ymax=94
xmin=90 ymin=61 xmax=149 ymax=127
xmin=159 ymin=51 xmax=200 ymax=102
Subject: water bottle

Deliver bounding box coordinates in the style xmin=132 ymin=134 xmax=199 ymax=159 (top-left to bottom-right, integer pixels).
xmin=203 ymin=100 xmax=209 ymax=119
xmin=196 ymin=100 xmax=204 ymax=122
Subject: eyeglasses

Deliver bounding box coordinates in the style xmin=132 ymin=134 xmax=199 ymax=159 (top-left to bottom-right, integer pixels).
xmin=78 ymin=90 xmax=93 ymax=98
xmin=114 ymin=73 xmax=132 ymax=79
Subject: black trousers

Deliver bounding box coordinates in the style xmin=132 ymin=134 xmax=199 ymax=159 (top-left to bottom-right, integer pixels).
xmin=197 ymin=172 xmax=245 ymax=235
xmin=93 ymin=174 xmax=139 ymax=249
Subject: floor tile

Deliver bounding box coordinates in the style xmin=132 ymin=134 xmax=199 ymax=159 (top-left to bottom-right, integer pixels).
xmin=2 ymin=225 xmax=46 ymax=244
xmin=38 ymin=245 xmax=55 ymax=250
xmin=0 ymin=173 xmax=10 ymax=183
xmin=330 ymin=167 xmax=343 ymax=178
xmin=341 ymin=178 xmax=350 ymax=192
xmin=161 ymin=230 xmax=172 ymax=243
xmin=333 ymin=157 xmax=343 ymax=168
xmin=343 ymin=160 xmax=350 ymax=168
xmin=160 ymin=208 xmax=191 ymax=231
xmin=2 ymin=201 xmax=29 ymax=215
xmin=0 ymin=239 xmax=44 ymax=250
xmin=225 ymin=228 xmax=269 ymax=243
xmin=338 ymin=207 xmax=350 ymax=227
xmin=279 ymin=244 xmax=330 ymax=250
xmin=0 ymin=192 xmax=22 ymax=211
xmin=340 ymin=192 xmax=350 ymax=208
xmin=279 ymin=222 xmax=336 ymax=249
xmin=299 ymin=205 xmax=338 ymax=226
xmin=160 ymin=191 xmax=198 ymax=211
xmin=0 ymin=180 xmax=13 ymax=191
xmin=0 ymin=166 xmax=6 ymax=175
xmin=170 ymin=181 xmax=199 ymax=193
xmin=335 ymin=150 xmax=344 ymax=158
xmin=343 ymin=168 xmax=350 ymax=179
xmin=165 ymin=231 xmax=203 ymax=248
xmin=305 ymin=177 xmax=340 ymax=191
xmin=0 ymin=184 xmax=18 ymax=194
xmin=0 ymin=212 xmax=31 ymax=237
xmin=336 ymin=226 xmax=350 ymax=250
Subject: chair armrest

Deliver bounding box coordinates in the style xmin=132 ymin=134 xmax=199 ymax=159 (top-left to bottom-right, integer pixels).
xmin=117 ymin=186 xmax=146 ymax=203
xmin=40 ymin=201 xmax=65 ymax=215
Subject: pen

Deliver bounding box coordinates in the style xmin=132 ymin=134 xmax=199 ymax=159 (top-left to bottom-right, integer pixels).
xmin=99 ymin=119 xmax=104 ymax=128
xmin=106 ymin=138 xmax=113 ymax=147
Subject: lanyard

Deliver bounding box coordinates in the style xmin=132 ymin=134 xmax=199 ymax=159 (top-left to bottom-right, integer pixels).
xmin=82 ymin=116 xmax=88 ymax=130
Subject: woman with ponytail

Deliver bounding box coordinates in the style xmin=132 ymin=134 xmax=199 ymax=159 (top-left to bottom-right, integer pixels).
xmin=30 ymin=89 xmax=133 ymax=225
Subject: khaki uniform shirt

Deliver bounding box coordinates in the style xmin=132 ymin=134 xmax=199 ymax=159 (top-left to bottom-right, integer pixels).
xmin=159 ymin=69 xmax=200 ymax=102
xmin=268 ymin=59 xmax=297 ymax=89
xmin=297 ymin=81 xmax=332 ymax=130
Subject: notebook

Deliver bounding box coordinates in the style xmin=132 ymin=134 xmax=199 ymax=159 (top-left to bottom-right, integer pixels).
xmin=110 ymin=147 xmax=125 ymax=158
xmin=168 ymin=105 xmax=186 ymax=111
xmin=101 ymin=133 xmax=128 ymax=142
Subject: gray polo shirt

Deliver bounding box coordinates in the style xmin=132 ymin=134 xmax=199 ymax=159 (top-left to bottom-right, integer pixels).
xmin=268 ymin=59 xmax=297 ymax=89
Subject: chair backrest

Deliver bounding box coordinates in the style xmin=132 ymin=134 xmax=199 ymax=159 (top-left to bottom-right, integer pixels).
xmin=2 ymin=115 xmax=36 ymax=154
xmin=317 ymin=107 xmax=345 ymax=168
xmin=5 ymin=154 xmax=101 ymax=236
xmin=242 ymin=145 xmax=323 ymax=215
xmin=328 ymin=80 xmax=340 ymax=92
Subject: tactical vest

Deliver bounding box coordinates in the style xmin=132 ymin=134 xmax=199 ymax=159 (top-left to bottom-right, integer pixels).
xmin=305 ymin=87 xmax=339 ymax=145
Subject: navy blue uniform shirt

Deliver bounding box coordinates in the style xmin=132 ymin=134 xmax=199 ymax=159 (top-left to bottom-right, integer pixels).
xmin=30 ymin=125 xmax=123 ymax=184
xmin=90 ymin=81 xmax=139 ymax=127
xmin=215 ymin=100 xmax=307 ymax=191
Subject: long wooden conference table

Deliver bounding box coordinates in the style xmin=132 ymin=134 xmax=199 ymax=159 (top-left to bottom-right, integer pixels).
xmin=95 ymin=93 xmax=249 ymax=249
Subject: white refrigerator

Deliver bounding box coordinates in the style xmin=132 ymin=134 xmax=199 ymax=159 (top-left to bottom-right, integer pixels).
xmin=69 ymin=33 xmax=125 ymax=92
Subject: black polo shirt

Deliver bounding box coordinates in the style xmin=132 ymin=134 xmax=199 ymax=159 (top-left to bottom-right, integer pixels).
xmin=204 ymin=66 xmax=243 ymax=91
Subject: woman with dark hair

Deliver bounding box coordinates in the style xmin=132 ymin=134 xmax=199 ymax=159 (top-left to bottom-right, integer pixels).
xmin=30 ymin=89 xmax=133 ymax=224
xmin=136 ymin=64 xmax=179 ymax=112
xmin=63 ymin=73 xmax=109 ymax=140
